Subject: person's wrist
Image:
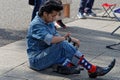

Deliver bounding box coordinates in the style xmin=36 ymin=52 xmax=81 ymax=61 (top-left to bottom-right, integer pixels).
xmin=62 ymin=37 xmax=66 ymax=40
xmin=63 ymin=36 xmax=67 ymax=40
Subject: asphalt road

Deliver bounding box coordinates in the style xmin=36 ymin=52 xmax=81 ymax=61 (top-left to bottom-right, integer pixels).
xmin=0 ymin=0 xmax=120 ymax=47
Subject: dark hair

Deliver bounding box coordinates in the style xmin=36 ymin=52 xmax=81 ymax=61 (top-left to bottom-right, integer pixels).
xmin=38 ymin=0 xmax=63 ymax=16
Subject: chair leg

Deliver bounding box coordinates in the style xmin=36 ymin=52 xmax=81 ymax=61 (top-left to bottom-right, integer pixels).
xmin=106 ymin=42 xmax=120 ymax=51
xmin=113 ymin=13 xmax=120 ymax=21
xmin=102 ymin=7 xmax=111 ymax=17
xmin=102 ymin=6 xmax=115 ymax=18
xmin=111 ymin=26 xmax=120 ymax=35
xmin=111 ymin=12 xmax=120 ymax=35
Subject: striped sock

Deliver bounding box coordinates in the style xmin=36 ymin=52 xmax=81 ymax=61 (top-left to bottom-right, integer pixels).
xmin=78 ymin=56 xmax=96 ymax=73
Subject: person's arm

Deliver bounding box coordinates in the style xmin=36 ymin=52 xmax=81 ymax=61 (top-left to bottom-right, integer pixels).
xmin=71 ymin=37 xmax=80 ymax=47
xmin=51 ymin=36 xmax=65 ymax=43
xmin=51 ymin=32 xmax=71 ymax=44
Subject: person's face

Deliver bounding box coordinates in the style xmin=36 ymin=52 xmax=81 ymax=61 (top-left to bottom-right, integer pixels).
xmin=43 ymin=11 xmax=59 ymax=23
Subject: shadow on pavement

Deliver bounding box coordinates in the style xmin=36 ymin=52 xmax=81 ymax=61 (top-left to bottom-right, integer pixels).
xmin=2 ymin=26 xmax=120 ymax=80
xmin=26 ymin=26 xmax=119 ymax=80
xmin=0 ymin=28 xmax=27 ymax=47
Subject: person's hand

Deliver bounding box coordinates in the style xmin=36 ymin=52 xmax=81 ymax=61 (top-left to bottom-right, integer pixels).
xmin=71 ymin=37 xmax=80 ymax=48
xmin=64 ymin=32 xmax=71 ymax=40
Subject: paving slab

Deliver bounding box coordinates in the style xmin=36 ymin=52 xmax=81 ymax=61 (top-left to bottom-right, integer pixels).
xmin=0 ymin=0 xmax=120 ymax=80
xmin=4 ymin=63 xmax=66 ymax=80
xmin=0 ymin=40 xmax=27 ymax=76
xmin=0 ymin=12 xmax=120 ymax=80
xmin=0 ymin=76 xmax=27 ymax=80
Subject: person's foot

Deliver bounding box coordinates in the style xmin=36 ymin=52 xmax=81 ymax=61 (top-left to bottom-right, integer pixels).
xmin=54 ymin=21 xmax=61 ymax=29
xmin=52 ymin=64 xmax=81 ymax=75
xmin=77 ymin=12 xmax=86 ymax=19
xmin=56 ymin=20 xmax=67 ymax=28
xmin=84 ymin=12 xmax=96 ymax=17
xmin=88 ymin=59 xmax=116 ymax=78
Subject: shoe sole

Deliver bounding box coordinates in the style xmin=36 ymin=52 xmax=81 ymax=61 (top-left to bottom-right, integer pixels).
xmin=77 ymin=15 xmax=86 ymax=19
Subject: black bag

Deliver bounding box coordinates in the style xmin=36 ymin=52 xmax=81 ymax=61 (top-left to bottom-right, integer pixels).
xmin=28 ymin=0 xmax=34 ymax=6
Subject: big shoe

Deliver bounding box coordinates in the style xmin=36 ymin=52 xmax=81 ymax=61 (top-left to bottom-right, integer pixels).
xmin=52 ymin=64 xmax=82 ymax=75
xmin=88 ymin=59 xmax=116 ymax=78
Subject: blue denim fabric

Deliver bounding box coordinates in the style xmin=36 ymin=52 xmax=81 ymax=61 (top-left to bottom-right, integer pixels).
xmin=27 ymin=13 xmax=78 ymax=70
xmin=79 ymin=0 xmax=94 ymax=13
xmin=32 ymin=0 xmax=47 ymax=20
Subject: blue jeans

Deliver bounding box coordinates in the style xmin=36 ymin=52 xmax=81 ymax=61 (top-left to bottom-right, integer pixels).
xmin=79 ymin=0 xmax=94 ymax=14
xmin=31 ymin=0 xmax=47 ymax=20
xmin=29 ymin=41 xmax=82 ymax=70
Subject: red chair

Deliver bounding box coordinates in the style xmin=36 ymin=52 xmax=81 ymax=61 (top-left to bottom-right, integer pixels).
xmin=102 ymin=3 xmax=116 ymax=18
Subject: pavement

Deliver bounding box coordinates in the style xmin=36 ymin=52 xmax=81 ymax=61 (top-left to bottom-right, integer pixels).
xmin=0 ymin=13 xmax=120 ymax=80
xmin=1 ymin=0 xmax=120 ymax=47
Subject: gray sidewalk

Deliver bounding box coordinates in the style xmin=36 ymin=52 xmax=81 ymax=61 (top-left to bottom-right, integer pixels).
xmin=0 ymin=15 xmax=120 ymax=80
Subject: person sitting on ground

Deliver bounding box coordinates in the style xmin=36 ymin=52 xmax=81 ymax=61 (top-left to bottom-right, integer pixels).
xmin=26 ymin=0 xmax=116 ymax=78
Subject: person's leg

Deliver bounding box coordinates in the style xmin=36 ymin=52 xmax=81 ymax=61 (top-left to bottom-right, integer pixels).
xmin=77 ymin=0 xmax=87 ymax=19
xmin=55 ymin=4 xmax=70 ymax=28
xmin=32 ymin=41 xmax=77 ymax=70
xmin=31 ymin=0 xmax=47 ymax=21
xmin=31 ymin=0 xmax=41 ymax=21
xmin=32 ymin=40 xmax=115 ymax=78
xmin=85 ymin=0 xmax=96 ymax=16
xmin=56 ymin=20 xmax=67 ymax=28
xmin=71 ymin=50 xmax=116 ymax=78
xmin=79 ymin=0 xmax=87 ymax=14
xmin=50 ymin=41 xmax=116 ymax=78
xmin=85 ymin=0 xmax=94 ymax=13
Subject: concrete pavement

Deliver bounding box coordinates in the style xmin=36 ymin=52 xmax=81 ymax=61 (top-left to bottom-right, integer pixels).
xmin=0 ymin=13 xmax=120 ymax=80
xmin=1 ymin=0 xmax=120 ymax=47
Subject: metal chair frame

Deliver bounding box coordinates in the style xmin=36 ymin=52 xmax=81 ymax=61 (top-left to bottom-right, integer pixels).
xmin=102 ymin=3 xmax=116 ymax=18
xmin=106 ymin=8 xmax=120 ymax=51
xmin=111 ymin=8 xmax=120 ymax=35
xmin=106 ymin=42 xmax=120 ymax=51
